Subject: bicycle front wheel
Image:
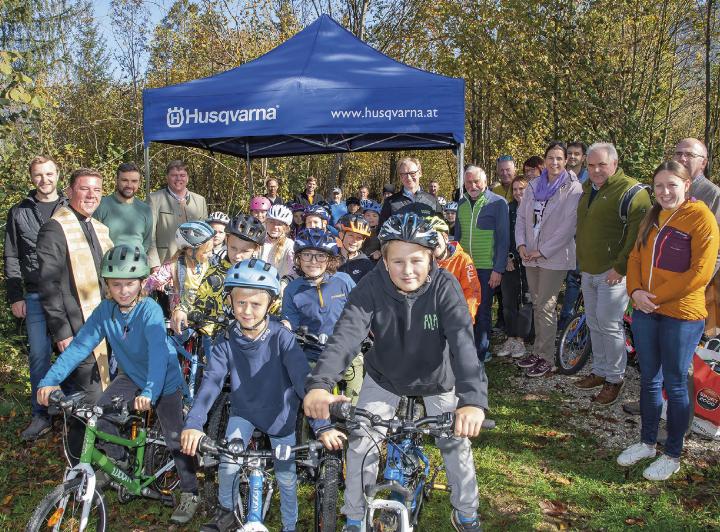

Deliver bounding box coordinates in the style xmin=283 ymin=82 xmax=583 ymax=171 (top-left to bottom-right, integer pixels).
xmin=555 ymin=312 xmax=592 ymax=375
xmin=314 ymin=453 xmax=341 ymax=531
xmin=26 ymin=476 xmax=107 ymax=532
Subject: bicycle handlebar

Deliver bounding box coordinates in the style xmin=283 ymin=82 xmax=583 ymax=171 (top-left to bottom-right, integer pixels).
xmin=294 ymin=326 xmax=373 ymax=353
xmin=48 ymin=390 xmax=139 ymax=424
xmin=329 ymin=402 xmax=455 ymax=437
xmin=198 ymin=436 xmax=326 ymax=461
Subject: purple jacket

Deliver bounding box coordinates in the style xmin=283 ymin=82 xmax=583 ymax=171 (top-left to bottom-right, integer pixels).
xmin=515 ymin=172 xmax=583 ymax=270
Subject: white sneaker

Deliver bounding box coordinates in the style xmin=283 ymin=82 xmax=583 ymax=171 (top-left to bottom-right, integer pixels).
xmin=617 ymin=442 xmax=657 ymax=466
xmin=643 ymin=455 xmax=680 ymax=481
xmin=510 ymin=339 xmax=527 ymax=358
xmin=496 ymin=338 xmax=514 ymax=357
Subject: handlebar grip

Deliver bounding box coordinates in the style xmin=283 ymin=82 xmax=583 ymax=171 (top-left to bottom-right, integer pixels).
xmin=198 ymin=436 xmax=218 ymax=455
xmin=329 ymin=401 xmax=353 ymax=421
xmin=188 ymin=310 xmax=205 ymax=324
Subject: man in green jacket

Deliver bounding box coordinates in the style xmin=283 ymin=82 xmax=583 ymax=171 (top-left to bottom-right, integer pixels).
xmin=574 ymin=143 xmax=651 ymax=406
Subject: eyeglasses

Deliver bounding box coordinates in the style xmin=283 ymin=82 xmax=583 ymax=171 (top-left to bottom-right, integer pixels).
xmin=673 ymin=151 xmax=705 ymax=160
xmin=299 ymin=251 xmax=329 ymax=263
xmin=399 ymin=170 xmax=420 ymax=178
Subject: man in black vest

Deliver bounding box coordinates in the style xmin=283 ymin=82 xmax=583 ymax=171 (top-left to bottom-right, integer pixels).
xmin=379 ymin=157 xmax=441 ymax=225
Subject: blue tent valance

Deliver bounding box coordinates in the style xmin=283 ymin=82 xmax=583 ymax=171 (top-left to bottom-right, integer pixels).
xmin=142 ymin=14 xmax=465 ymax=158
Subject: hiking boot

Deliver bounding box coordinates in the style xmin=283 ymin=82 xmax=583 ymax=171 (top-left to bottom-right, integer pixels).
xmin=622 ymin=400 xmax=641 ymax=416
xmin=516 ymin=353 xmax=540 ymax=369
xmin=592 ymin=380 xmax=625 ymax=406
xmin=510 ymin=340 xmax=527 ymax=358
xmin=617 ymin=442 xmax=657 ymax=466
xmin=643 ymin=455 xmax=681 ymax=481
xmin=20 ymin=415 xmax=52 ymax=442
xmin=200 ymin=506 xmax=237 ymax=532
xmin=526 ymin=359 xmax=552 ymax=378
xmin=451 ymin=509 xmax=483 ymax=531
xmin=574 ymin=373 xmax=606 ymax=390
xmin=496 ymin=338 xmax=515 ymax=357
xmin=171 ymin=492 xmax=200 ymax=524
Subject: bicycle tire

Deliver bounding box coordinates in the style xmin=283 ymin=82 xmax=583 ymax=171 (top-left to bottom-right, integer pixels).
xmin=203 ymin=391 xmax=231 ymax=510
xmin=26 ymin=476 xmax=107 ymax=532
xmin=555 ymin=312 xmax=592 ymax=375
xmin=143 ymin=415 xmax=180 ymax=494
xmin=314 ymin=453 xmax=341 ymax=532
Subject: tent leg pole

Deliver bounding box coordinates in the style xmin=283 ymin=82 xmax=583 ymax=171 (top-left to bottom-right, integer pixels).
xmin=457 ymin=143 xmax=464 ymax=193
xmin=144 ymin=145 xmax=151 ymax=198
xmin=246 ymin=142 xmax=254 ymax=198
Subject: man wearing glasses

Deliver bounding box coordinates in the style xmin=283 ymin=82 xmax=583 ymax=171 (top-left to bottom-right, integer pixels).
xmin=379 ymin=157 xmax=441 ymax=225
xmin=674 ymin=138 xmax=720 ymax=223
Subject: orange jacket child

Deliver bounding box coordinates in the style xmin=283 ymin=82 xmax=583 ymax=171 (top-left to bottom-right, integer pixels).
xmin=438 ymin=241 xmax=482 ymax=323
xmin=627 ymin=199 xmax=719 ymax=321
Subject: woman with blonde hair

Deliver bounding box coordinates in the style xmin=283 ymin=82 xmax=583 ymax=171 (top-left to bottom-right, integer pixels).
xmin=618 ymin=161 xmax=719 ymax=480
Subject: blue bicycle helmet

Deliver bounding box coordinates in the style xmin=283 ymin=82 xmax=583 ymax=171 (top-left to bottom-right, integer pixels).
xmin=294 ymin=228 xmax=339 ymax=256
xmin=361 ymin=199 xmax=382 ymax=214
xmin=379 ymin=213 xmax=438 ymax=250
xmin=175 ymin=220 xmax=215 ymax=249
xmin=304 ymin=204 xmax=330 ymax=222
xmin=224 ymin=258 xmax=281 ymax=297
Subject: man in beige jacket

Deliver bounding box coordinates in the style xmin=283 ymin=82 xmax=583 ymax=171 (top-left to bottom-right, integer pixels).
xmin=147 ymin=160 xmax=208 ymax=268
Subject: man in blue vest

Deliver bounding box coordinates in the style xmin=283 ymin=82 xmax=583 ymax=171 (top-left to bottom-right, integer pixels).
xmin=455 ymin=165 xmax=509 ymax=362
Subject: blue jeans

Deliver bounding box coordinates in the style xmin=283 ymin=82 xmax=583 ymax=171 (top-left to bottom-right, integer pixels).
xmin=559 ymin=268 xmax=581 ymax=329
xmin=25 ymin=293 xmax=53 ymax=417
xmin=219 ymin=416 xmax=297 ymax=529
xmin=631 ymin=312 xmax=704 ymax=458
xmin=474 ymin=269 xmax=493 ymax=361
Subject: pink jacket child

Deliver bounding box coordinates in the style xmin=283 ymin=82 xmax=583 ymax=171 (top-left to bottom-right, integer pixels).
xmin=515 ymin=171 xmax=583 ymax=270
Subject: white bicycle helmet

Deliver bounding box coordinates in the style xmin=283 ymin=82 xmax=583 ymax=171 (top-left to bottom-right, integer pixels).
xmin=267 ymin=204 xmax=293 ymax=226
xmin=206 ymin=211 xmax=230 ymax=225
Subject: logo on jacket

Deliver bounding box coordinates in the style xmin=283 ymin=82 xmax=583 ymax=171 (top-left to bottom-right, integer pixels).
xmin=423 ymin=313 xmax=438 ymax=331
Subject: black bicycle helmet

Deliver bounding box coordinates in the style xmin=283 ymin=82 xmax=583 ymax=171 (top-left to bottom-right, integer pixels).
xmin=226 ymin=214 xmax=266 ymax=245
xmin=378 ymin=212 xmax=438 ymax=250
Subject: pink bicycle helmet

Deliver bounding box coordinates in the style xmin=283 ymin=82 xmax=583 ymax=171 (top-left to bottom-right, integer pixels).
xmin=250 ymin=196 xmax=272 ymax=211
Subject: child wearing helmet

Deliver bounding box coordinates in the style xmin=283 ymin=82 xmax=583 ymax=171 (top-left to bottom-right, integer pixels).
xmin=206 ymin=211 xmax=230 ymax=265
xmin=262 ymin=204 xmax=296 ymax=281
xmin=172 ymin=215 xmax=267 ymax=335
xmin=180 ymin=259 xmax=341 ymax=532
xmin=38 ymin=245 xmax=200 ymax=524
xmin=304 ymin=213 xmax=488 ymax=532
xmin=249 ymin=196 xmax=272 ymax=223
xmin=337 ymin=214 xmax=375 ymax=284
xmin=287 ymin=202 xmax=305 ymax=239
xmin=444 ymin=201 xmax=458 ymax=235
xmin=427 ymin=216 xmax=481 ymax=324
xmin=359 ymin=199 xmax=382 ymax=261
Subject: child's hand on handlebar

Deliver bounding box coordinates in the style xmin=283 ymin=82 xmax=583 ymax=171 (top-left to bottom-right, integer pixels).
xmin=134 ymin=395 xmax=152 ymax=412
xmin=304 ymin=389 xmax=350 ymax=420
xmin=318 ymin=428 xmax=347 ymax=451
xmin=454 ymin=405 xmax=485 ymax=438
xmin=180 ymin=429 xmax=206 ymax=456
xmin=171 ymin=309 xmax=188 ymax=335
xmin=37 ymin=386 xmax=62 ymax=407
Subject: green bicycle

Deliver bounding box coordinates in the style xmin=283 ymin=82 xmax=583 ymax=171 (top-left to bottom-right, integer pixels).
xmin=26 ymin=390 xmax=177 ymax=532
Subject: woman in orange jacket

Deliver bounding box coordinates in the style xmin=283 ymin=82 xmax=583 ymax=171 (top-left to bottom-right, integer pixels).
xmin=427 ymin=216 xmax=481 ymax=323
xmin=618 ymin=161 xmax=719 ymax=481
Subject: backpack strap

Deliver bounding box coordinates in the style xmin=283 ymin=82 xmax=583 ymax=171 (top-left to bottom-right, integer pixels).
xmin=619 ymin=183 xmax=651 ymax=224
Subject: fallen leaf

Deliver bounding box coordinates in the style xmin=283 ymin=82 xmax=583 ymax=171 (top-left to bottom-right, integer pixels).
xmin=539 ymin=499 xmax=568 ymax=517
xmin=689 ymin=474 xmax=704 ymax=483
xmin=625 ymin=517 xmax=645 ymax=526
xmin=523 ymin=393 xmax=550 ymax=401
xmin=0 ymin=495 xmax=11 ymax=505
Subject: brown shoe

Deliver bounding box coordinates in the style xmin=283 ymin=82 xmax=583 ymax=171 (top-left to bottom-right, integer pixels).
xmin=574 ymin=373 xmax=606 ymax=390
xmin=592 ymin=380 xmax=625 ymax=406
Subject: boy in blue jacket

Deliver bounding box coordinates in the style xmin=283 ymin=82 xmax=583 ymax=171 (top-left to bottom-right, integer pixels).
xmin=37 ymin=245 xmax=198 ymax=524
xmin=304 ymin=213 xmax=488 ymax=532
xmin=180 ymin=259 xmax=343 ymax=532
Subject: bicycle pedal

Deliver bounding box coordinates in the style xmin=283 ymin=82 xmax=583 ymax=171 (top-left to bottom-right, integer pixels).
xmin=430 ymin=482 xmax=449 ymax=491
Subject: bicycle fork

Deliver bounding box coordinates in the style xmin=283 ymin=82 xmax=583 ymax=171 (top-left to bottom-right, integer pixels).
xmin=238 ymin=465 xmax=274 ymax=532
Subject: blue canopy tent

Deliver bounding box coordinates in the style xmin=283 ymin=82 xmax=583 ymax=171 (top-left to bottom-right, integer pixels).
xmin=142 ymin=14 xmax=465 ymax=195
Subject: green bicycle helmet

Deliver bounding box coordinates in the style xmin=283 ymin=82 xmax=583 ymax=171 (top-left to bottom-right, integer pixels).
xmin=101 ymin=245 xmax=150 ymax=279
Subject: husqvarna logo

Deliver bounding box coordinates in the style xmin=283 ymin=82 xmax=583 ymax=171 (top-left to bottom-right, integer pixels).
xmin=167 ymin=106 xmax=185 ymax=128
xmin=166 ymin=105 xmax=278 ymax=129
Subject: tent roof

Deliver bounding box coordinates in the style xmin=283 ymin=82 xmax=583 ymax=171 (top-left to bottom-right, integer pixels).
xmin=142 ymin=14 xmax=464 ymax=158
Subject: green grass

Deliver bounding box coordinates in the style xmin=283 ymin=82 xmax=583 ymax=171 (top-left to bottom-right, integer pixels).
xmin=0 ymin=311 xmax=718 ymax=531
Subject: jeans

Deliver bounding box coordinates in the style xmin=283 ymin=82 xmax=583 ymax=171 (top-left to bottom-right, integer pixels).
xmin=95 ymin=373 xmax=198 ymax=493
xmin=219 ymin=416 xmax=297 ymax=529
xmin=25 ymin=293 xmax=53 ymax=417
xmin=342 ymin=374 xmax=478 ymax=521
xmin=582 ymin=270 xmax=629 ymax=383
xmin=558 ymin=268 xmax=581 ymax=329
xmin=474 ymin=268 xmax=493 ymax=361
xmin=631 ymin=312 xmax=704 ymax=458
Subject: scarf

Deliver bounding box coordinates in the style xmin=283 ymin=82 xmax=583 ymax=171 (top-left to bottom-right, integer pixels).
xmin=533 ymin=169 xmax=568 ymax=202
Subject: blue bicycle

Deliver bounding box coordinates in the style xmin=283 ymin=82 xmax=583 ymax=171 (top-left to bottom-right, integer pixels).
xmin=330 ymin=399 xmax=454 ymax=532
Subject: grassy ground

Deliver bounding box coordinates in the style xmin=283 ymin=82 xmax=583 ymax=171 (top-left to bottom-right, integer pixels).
xmin=0 ymin=310 xmax=718 ymax=531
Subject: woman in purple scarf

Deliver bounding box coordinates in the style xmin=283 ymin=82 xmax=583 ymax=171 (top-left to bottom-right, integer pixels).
xmin=514 ymin=141 xmax=583 ymax=377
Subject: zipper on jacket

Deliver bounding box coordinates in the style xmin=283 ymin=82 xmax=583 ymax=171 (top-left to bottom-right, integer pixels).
xmin=316 ymin=282 xmax=325 ymax=308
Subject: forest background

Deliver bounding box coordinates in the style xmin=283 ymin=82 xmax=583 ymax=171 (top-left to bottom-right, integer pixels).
xmin=2 ymin=0 xmax=720 ymax=211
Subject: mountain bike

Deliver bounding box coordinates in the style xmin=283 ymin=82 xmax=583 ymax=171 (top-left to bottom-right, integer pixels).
xmin=199 ymin=434 xmax=341 ymax=531
xmin=329 ymin=400 xmax=455 ymax=532
xmin=26 ymin=390 xmax=177 ymax=532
